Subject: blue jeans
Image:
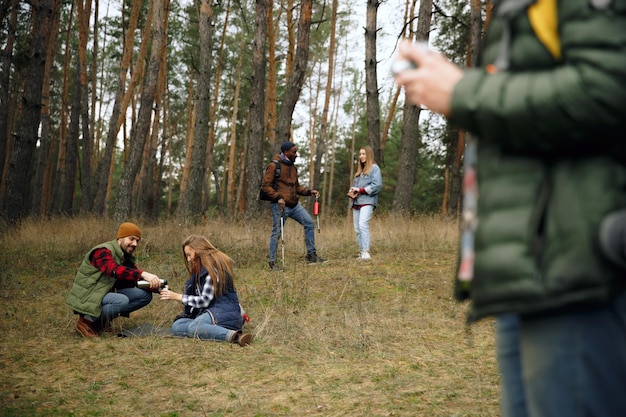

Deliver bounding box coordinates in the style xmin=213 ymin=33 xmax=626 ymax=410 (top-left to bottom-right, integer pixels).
xmin=352 ymin=205 xmax=374 ymax=253
xmin=171 ymin=312 xmax=233 ymax=341
xmin=100 ymin=287 xmax=153 ymax=322
xmin=269 ymin=203 xmax=316 ymax=262
xmin=496 ymin=292 xmax=626 ymax=417
xmin=496 ymin=314 xmax=527 ymax=417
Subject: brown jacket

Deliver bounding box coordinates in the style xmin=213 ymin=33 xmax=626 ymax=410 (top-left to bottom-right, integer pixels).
xmin=261 ymin=154 xmax=311 ymax=207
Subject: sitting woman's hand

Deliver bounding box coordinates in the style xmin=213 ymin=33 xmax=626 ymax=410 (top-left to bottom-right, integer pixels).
xmin=159 ymin=288 xmax=182 ymax=302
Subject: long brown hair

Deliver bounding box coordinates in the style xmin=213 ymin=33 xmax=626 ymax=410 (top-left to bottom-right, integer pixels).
xmin=354 ymin=145 xmax=376 ymax=177
xmin=181 ymin=235 xmax=234 ymax=297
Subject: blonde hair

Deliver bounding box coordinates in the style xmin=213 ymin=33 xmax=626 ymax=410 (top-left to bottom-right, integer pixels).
xmin=355 ymin=145 xmax=376 ymax=177
xmin=181 ymin=235 xmax=234 ymax=297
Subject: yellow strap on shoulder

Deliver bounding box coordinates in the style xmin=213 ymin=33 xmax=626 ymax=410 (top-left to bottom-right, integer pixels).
xmin=528 ymin=0 xmax=561 ymax=60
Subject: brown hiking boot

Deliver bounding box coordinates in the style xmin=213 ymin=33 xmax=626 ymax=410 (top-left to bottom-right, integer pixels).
xmin=76 ymin=317 xmax=100 ymax=337
xmin=235 ymin=332 xmax=253 ymax=347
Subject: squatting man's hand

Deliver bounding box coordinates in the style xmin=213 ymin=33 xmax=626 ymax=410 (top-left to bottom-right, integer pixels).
xmin=141 ymin=271 xmax=162 ymax=291
xmin=392 ymin=40 xmax=464 ymax=117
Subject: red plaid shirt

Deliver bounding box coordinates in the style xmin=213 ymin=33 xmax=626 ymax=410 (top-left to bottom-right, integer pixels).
xmin=90 ymin=247 xmax=143 ymax=289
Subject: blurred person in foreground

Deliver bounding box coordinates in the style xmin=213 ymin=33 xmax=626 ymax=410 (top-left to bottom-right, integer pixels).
xmin=393 ymin=0 xmax=626 ymax=416
xmin=159 ymin=235 xmax=252 ymax=346
xmin=347 ymin=145 xmax=382 ymax=260
xmin=261 ymin=141 xmax=327 ymax=270
xmin=67 ymin=222 xmax=162 ymax=337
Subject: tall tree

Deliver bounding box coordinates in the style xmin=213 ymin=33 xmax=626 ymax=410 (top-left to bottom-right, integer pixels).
xmin=392 ymin=0 xmax=433 ymax=213
xmin=31 ymin=0 xmax=61 ymax=217
xmin=0 ymin=0 xmax=19 ymax=180
xmin=92 ymin=0 xmax=142 ymax=215
xmin=244 ymin=0 xmax=269 ymax=216
xmin=114 ymin=0 xmax=167 ymax=220
xmin=312 ymin=0 xmax=338 ymax=192
xmin=177 ymin=0 xmax=213 ymax=223
xmin=364 ymin=0 xmax=381 ymax=163
xmin=77 ymin=0 xmax=93 ymax=213
xmin=1 ymin=0 xmax=60 ymax=222
xmin=274 ymin=0 xmax=312 ymax=147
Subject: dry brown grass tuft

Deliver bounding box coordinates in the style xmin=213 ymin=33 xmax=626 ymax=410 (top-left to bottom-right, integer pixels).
xmin=0 ymin=215 xmax=499 ymax=417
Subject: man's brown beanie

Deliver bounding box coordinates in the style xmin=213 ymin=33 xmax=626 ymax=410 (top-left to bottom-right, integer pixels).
xmin=116 ymin=222 xmax=142 ymax=239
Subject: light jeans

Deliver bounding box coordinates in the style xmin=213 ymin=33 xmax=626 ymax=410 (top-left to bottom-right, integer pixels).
xmin=269 ymin=203 xmax=316 ymax=262
xmin=171 ymin=312 xmax=233 ymax=341
xmin=353 ymin=204 xmax=374 ymax=253
xmin=496 ymin=292 xmax=626 ymax=417
xmin=98 ymin=287 xmax=153 ymax=322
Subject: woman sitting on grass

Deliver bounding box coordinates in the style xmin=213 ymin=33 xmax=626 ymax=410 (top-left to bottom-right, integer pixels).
xmin=159 ymin=235 xmax=252 ymax=346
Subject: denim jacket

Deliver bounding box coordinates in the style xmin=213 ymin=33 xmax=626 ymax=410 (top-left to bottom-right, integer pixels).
xmin=351 ymin=163 xmax=382 ymax=207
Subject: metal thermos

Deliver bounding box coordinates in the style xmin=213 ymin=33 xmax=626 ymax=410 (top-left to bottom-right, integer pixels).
xmin=137 ymin=278 xmax=168 ymax=290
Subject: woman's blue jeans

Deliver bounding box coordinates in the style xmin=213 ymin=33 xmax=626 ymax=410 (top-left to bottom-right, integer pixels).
xmin=496 ymin=292 xmax=626 ymax=417
xmin=171 ymin=312 xmax=232 ymax=341
xmin=269 ymin=203 xmax=316 ymax=262
xmin=352 ymin=205 xmax=374 ymax=253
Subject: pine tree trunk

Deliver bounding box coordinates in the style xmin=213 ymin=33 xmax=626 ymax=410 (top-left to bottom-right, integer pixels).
xmin=392 ymin=0 xmax=433 ymax=213
xmin=265 ymin=0 xmax=278 ymax=149
xmin=176 ymin=0 xmax=211 ymax=224
xmin=1 ymin=0 xmax=60 ymax=222
xmin=77 ymin=0 xmax=93 ymax=213
xmin=227 ymin=39 xmax=244 ymax=215
xmin=275 ymin=0 xmax=312 ymax=146
xmin=365 ymin=0 xmax=381 ymax=163
xmin=0 ymin=0 xmax=19 ymax=183
xmin=92 ymin=0 xmax=142 ymax=215
xmin=313 ymin=0 xmax=337 ymax=194
xmin=32 ymin=0 xmax=61 ymax=217
xmin=244 ymin=0 xmax=269 ymax=217
xmin=114 ymin=0 xmax=167 ymax=220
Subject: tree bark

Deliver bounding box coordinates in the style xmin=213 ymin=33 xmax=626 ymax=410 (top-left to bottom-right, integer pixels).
xmin=77 ymin=0 xmax=93 ymax=213
xmin=365 ymin=0 xmax=381 ymax=163
xmin=275 ymin=0 xmax=312 ymax=147
xmin=0 ymin=0 xmax=19 ymax=182
xmin=92 ymin=0 xmax=142 ymax=215
xmin=313 ymin=0 xmax=337 ymax=193
xmin=32 ymin=0 xmax=61 ymax=217
xmin=227 ymin=39 xmax=244 ymax=215
xmin=392 ymin=0 xmax=432 ymax=213
xmin=1 ymin=0 xmax=60 ymax=222
xmin=265 ymin=0 xmax=278 ymax=149
xmin=177 ymin=0 xmax=212 ymax=224
xmin=244 ymin=0 xmax=269 ymax=217
xmin=114 ymin=0 xmax=167 ymax=220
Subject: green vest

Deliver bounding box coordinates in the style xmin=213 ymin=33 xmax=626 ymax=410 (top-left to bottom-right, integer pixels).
xmin=66 ymin=240 xmax=134 ymax=317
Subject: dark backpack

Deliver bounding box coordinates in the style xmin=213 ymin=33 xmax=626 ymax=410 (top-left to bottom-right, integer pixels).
xmin=258 ymin=160 xmax=281 ymax=201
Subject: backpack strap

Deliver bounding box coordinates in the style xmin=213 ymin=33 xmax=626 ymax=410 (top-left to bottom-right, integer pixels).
xmin=272 ymin=160 xmax=281 ymax=181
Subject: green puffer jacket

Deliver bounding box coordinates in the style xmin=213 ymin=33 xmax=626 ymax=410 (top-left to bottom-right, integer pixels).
xmin=450 ymin=0 xmax=626 ymax=320
xmin=66 ymin=240 xmax=131 ymax=317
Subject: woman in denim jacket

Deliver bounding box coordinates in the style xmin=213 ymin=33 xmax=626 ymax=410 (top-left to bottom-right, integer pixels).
xmin=348 ymin=145 xmax=382 ymax=260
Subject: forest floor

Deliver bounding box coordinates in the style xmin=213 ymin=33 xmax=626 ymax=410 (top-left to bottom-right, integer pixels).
xmin=0 ymin=214 xmax=498 ymax=417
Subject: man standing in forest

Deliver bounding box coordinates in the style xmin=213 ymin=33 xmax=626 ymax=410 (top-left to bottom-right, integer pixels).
xmin=66 ymin=222 xmax=163 ymax=337
xmin=394 ymin=0 xmax=626 ymax=416
xmin=261 ymin=141 xmax=327 ymax=270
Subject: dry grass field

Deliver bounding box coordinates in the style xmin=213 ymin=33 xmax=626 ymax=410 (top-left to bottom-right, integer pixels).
xmin=0 ymin=214 xmax=499 ymax=417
